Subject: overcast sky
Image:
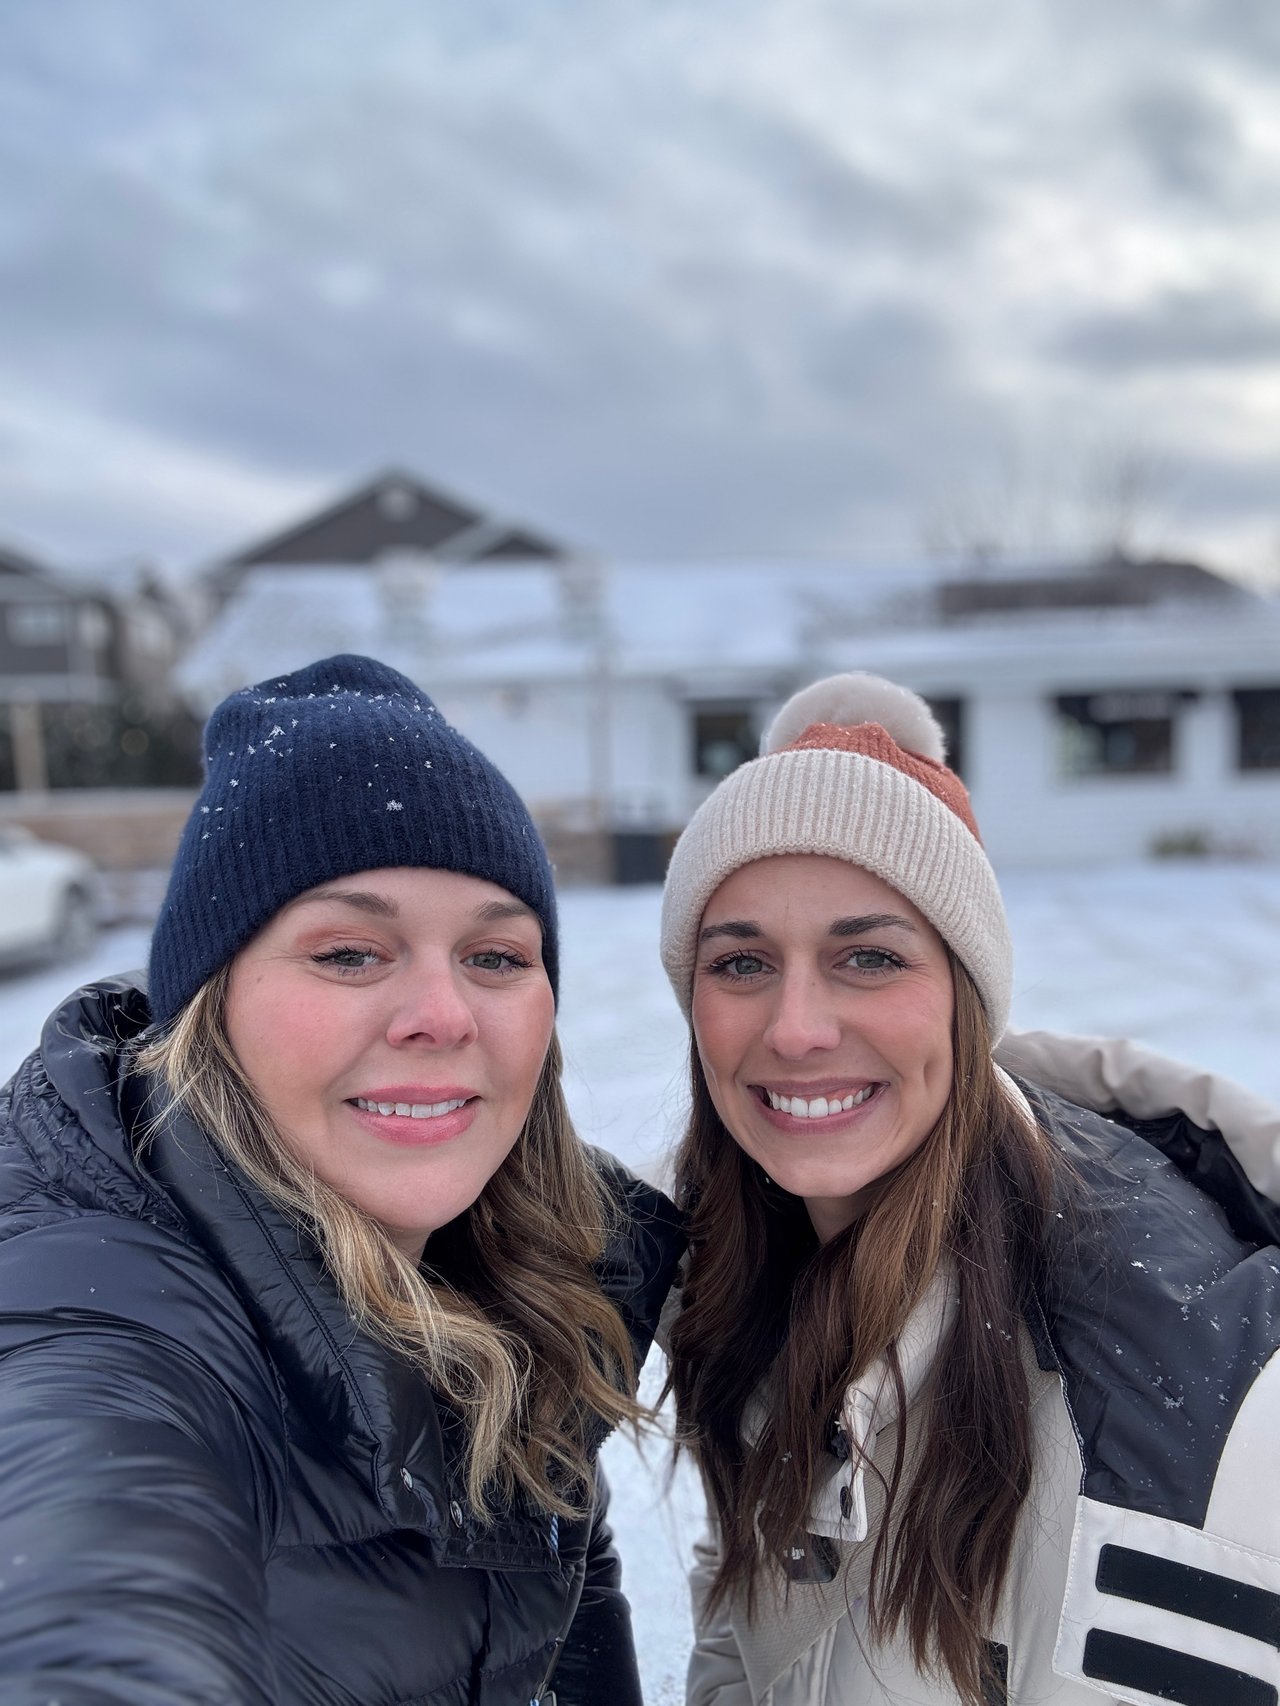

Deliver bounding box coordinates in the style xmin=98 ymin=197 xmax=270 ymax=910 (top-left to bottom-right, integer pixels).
xmin=2 ymin=0 xmax=1278 ymax=580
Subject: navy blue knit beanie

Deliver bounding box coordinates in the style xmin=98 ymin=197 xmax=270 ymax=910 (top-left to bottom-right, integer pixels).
xmin=148 ymin=654 xmax=557 ymax=1023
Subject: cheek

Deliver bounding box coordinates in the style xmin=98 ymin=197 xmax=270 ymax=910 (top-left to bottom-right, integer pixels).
xmin=499 ymin=988 xmax=556 ymax=1093
xmin=910 ymin=995 xmax=955 ymax=1090
xmin=226 ymin=979 xmax=335 ymax=1107
xmin=690 ymin=987 xmax=743 ymax=1081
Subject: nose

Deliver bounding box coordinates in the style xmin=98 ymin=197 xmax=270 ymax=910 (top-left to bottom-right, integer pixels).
xmin=384 ymin=961 xmax=479 ymax=1050
xmin=762 ymin=967 xmax=842 ymax=1059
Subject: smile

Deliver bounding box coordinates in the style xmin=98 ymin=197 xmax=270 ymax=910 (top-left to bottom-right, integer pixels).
xmin=758 ymin=1085 xmax=879 ymax=1119
xmin=353 ymin=1096 xmax=471 ymax=1119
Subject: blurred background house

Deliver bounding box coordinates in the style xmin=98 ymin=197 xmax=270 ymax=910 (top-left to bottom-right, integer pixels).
xmin=5 ymin=468 xmax=1278 ymax=891
xmin=170 ymin=471 xmax=1280 ymax=883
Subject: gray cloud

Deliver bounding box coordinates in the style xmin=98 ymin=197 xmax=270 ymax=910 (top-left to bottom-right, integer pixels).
xmin=1054 ymin=289 xmax=1280 ymax=372
xmin=0 ymin=0 xmax=1277 ymax=579
xmin=1118 ymin=79 xmax=1239 ymax=200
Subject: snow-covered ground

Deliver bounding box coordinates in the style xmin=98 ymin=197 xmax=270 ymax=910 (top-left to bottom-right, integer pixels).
xmin=3 ymin=860 xmax=1278 ymax=1703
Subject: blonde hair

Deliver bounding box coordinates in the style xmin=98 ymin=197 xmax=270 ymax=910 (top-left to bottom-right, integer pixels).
xmin=136 ymin=965 xmax=639 ymax=1518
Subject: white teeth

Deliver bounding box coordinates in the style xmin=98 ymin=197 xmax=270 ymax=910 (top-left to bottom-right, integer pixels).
xmin=766 ymin=1086 xmax=877 ymax=1118
xmin=356 ymin=1097 xmax=468 ymax=1119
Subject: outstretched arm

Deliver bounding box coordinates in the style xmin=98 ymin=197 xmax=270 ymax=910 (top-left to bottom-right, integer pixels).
xmin=996 ymin=1026 xmax=1280 ymax=1238
xmin=0 ymin=1328 xmax=280 ymax=1705
xmin=996 ymin=1027 xmax=1280 ymax=1193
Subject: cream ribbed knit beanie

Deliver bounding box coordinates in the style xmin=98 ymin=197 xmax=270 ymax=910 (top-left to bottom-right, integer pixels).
xmin=660 ymin=673 xmax=1012 ymax=1034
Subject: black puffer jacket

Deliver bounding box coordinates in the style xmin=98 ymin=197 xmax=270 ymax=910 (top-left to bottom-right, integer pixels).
xmin=0 ymin=977 xmax=685 ymax=1705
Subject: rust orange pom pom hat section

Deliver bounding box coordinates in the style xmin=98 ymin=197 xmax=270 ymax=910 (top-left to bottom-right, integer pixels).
xmin=659 ymin=671 xmax=1013 ymax=1035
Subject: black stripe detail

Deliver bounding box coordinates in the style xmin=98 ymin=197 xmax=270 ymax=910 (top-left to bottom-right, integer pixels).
xmin=1097 ymin=1544 xmax=1280 ymax=1651
xmin=1083 ymin=1629 xmax=1277 ymax=1705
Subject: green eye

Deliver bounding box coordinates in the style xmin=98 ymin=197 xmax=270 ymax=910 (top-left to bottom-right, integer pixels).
xmin=465 ymin=950 xmax=534 ymax=974
xmin=708 ymin=952 xmax=767 ymax=979
xmin=845 ymin=948 xmax=903 ymax=974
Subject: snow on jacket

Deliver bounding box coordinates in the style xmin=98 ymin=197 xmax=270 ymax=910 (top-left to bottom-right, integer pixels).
xmin=685 ymin=1060 xmax=1280 ymax=1706
xmin=0 ymin=976 xmax=685 ymax=1706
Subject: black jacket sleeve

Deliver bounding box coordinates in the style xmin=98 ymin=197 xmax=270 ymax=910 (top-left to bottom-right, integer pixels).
xmin=0 ymin=1329 xmax=280 ymax=1705
xmin=0 ymin=1207 xmax=286 ymax=1706
xmin=551 ymin=1465 xmax=644 ymax=1706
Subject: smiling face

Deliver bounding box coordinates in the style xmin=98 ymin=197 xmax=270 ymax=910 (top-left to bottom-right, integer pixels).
xmin=691 ymin=854 xmax=955 ymax=1241
xmin=224 ymin=866 xmax=556 ymax=1260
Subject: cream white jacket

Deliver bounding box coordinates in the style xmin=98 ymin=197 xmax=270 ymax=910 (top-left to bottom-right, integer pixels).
xmin=684 ymin=1033 xmax=1280 ymax=1706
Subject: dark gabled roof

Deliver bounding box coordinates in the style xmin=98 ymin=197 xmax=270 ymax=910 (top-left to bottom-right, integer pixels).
xmin=209 ymin=469 xmax=569 ymax=599
xmin=938 ymin=553 xmax=1248 ymax=620
xmin=221 ymin=470 xmax=481 ymax=567
xmin=0 ymin=543 xmax=58 ymax=584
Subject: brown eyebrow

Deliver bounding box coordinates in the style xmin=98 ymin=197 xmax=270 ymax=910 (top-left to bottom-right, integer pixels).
xmin=294 ymin=888 xmax=398 ymax=917
xmin=291 ymin=889 xmax=539 ymax=927
xmin=698 ymin=919 xmax=761 ymax=943
xmin=830 ymin=913 xmax=918 ymax=937
xmin=471 ymin=898 xmax=540 ymax=927
xmin=699 ymin=912 xmax=918 ymax=944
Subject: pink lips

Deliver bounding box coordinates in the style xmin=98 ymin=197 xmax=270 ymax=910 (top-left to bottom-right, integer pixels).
xmin=347 ymin=1086 xmax=479 ymax=1148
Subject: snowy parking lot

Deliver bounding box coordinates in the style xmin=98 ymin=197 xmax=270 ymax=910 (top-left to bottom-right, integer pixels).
xmin=2 ymin=860 xmax=1278 ymax=1702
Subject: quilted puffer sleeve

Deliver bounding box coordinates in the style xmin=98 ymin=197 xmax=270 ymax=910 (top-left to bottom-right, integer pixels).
xmin=994 ymin=1027 xmax=1280 ymax=1205
xmin=0 ymin=1221 xmax=284 ymax=1703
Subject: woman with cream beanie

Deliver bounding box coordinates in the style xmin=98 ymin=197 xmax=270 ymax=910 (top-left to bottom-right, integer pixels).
xmin=660 ymin=671 xmax=1280 ymax=1706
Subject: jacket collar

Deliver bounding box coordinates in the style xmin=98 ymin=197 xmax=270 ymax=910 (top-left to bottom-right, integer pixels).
xmin=807 ymin=1073 xmax=1033 ymax=1543
xmin=808 ymin=1263 xmax=956 ymax=1543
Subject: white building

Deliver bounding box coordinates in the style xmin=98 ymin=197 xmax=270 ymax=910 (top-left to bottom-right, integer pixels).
xmin=179 ymin=551 xmax=1280 ymax=873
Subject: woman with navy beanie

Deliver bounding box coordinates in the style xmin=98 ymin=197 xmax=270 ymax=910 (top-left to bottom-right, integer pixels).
xmin=0 ymin=653 xmax=682 ymax=1706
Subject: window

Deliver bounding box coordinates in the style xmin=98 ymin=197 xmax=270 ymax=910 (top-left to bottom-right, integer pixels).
xmin=1055 ymin=690 xmax=1186 ymax=777
xmin=7 ymin=603 xmax=67 ymax=646
xmin=1235 ymin=687 xmax=1280 ymax=771
xmin=691 ymin=703 xmax=757 ymax=779
xmin=925 ymin=697 xmax=965 ymax=779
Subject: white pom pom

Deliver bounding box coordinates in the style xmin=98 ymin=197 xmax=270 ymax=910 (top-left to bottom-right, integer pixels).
xmin=761 ymin=672 xmax=947 ymax=762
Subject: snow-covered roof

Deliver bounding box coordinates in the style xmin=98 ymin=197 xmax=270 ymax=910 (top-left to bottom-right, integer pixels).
xmin=177 ymin=556 xmax=1280 ymax=712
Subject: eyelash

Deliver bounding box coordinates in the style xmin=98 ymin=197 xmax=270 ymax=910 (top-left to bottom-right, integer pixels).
xmin=311 ymin=945 xmax=384 ymax=975
xmin=309 ymin=946 xmax=535 ymax=976
xmin=704 ymin=946 xmax=908 ymax=982
xmin=465 ymin=949 xmax=535 ymax=974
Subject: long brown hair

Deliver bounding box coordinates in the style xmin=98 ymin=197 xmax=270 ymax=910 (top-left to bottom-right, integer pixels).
xmin=667 ymin=955 xmax=1061 ymax=1705
xmin=136 ymin=966 xmax=639 ymax=1520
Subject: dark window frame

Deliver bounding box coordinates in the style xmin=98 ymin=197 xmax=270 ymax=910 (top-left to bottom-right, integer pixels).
xmin=1054 ymin=689 xmax=1193 ymax=779
xmin=925 ymin=696 xmax=966 ymax=780
xmin=690 ymin=701 xmax=759 ymax=780
xmin=1234 ymin=686 xmax=1280 ymax=772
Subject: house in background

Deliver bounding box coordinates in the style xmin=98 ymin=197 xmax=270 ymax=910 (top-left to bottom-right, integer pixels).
xmin=180 ymin=522 xmax=1280 ymax=874
xmin=0 ymin=543 xmax=116 ymax=791
xmin=0 ymin=543 xmax=197 ymax=793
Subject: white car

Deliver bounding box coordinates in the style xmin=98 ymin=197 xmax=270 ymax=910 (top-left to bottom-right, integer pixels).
xmin=0 ymin=826 xmax=99 ymax=965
